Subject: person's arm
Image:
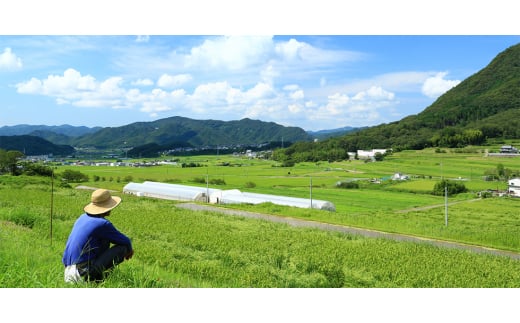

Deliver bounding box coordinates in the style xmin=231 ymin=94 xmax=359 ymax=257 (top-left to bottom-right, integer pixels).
xmin=99 ymin=221 xmax=132 ymax=247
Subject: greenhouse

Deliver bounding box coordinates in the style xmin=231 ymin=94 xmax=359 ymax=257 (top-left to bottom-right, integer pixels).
xmin=123 ymin=181 xmax=335 ymax=211
xmin=123 ymin=181 xmax=220 ymax=202
xmin=210 ymin=189 xmax=336 ymax=211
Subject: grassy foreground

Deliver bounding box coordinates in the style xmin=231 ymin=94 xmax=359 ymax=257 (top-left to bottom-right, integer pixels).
xmin=2 ymin=174 xmax=520 ymax=287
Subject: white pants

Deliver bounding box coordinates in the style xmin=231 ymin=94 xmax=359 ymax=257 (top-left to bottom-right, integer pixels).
xmin=64 ymin=265 xmax=83 ymax=283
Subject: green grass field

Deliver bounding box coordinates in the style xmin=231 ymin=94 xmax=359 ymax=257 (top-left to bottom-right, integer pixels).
xmin=2 ymin=146 xmax=520 ymax=287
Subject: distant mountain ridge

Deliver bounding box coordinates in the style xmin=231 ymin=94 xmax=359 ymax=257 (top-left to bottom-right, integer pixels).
xmin=0 ymin=135 xmax=75 ymax=156
xmin=307 ymin=126 xmax=366 ymax=139
xmin=70 ymin=117 xmax=312 ymax=149
xmin=0 ymin=117 xmax=319 ymax=154
xmin=0 ymin=124 xmax=101 ymax=137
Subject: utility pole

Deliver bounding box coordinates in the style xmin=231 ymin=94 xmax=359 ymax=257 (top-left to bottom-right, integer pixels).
xmin=445 ymin=185 xmax=448 ymax=226
xmin=50 ymin=170 xmax=54 ymax=246
xmin=310 ymin=177 xmax=313 ymax=209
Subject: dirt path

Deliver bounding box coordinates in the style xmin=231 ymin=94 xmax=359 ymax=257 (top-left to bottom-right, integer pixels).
xmin=175 ymin=202 xmax=520 ymax=260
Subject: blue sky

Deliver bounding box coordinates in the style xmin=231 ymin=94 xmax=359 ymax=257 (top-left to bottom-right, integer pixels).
xmin=1 ymin=3 xmax=519 ymax=131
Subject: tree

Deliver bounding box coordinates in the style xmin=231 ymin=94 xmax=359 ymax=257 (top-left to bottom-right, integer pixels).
xmin=0 ymin=149 xmax=24 ymax=175
xmin=432 ymin=180 xmax=467 ymax=196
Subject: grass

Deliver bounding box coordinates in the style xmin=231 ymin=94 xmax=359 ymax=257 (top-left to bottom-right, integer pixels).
xmin=2 ymin=147 xmax=520 ymax=287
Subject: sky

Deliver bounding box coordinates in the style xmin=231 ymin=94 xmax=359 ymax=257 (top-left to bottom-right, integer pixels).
xmin=1 ymin=2 xmax=519 ymax=132
xmin=3 ymin=35 xmax=519 ymax=132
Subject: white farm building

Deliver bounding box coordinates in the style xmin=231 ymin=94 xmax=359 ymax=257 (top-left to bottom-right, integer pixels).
xmin=508 ymin=178 xmax=520 ymax=197
xmin=123 ymin=181 xmax=336 ymax=211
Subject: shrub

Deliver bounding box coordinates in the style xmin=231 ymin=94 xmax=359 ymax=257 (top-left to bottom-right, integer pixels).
xmin=336 ymin=181 xmax=359 ymax=189
xmin=209 ymin=178 xmax=226 ymax=185
xmin=7 ymin=210 xmax=38 ymax=229
xmin=60 ymin=169 xmax=89 ymax=183
xmin=244 ymin=181 xmax=256 ymax=188
xmin=432 ymin=180 xmax=467 ymax=196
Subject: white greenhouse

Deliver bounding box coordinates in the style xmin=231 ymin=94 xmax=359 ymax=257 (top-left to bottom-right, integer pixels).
xmin=210 ymin=189 xmax=336 ymax=211
xmin=123 ymin=181 xmax=336 ymax=211
xmin=123 ymin=181 xmax=220 ymax=202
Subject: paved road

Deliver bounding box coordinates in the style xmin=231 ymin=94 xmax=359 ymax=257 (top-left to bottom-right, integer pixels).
xmin=176 ymin=202 xmax=520 ymax=260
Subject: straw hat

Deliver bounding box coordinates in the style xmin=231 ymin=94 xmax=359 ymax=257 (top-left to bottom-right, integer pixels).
xmin=84 ymin=189 xmax=121 ymax=215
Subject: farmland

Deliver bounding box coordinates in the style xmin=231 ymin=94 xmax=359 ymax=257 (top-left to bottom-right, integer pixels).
xmin=2 ymin=145 xmax=520 ymax=288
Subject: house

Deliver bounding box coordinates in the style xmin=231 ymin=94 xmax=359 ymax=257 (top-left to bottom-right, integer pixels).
xmin=391 ymin=173 xmax=409 ymax=181
xmin=356 ymin=149 xmax=387 ymax=159
xmin=500 ymin=145 xmax=518 ymax=154
xmin=508 ymin=178 xmax=520 ymax=197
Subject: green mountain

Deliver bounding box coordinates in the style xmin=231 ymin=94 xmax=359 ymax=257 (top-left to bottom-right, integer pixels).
xmin=0 ymin=124 xmax=101 ymax=137
xmin=273 ymin=43 xmax=520 ymax=163
xmin=325 ymin=42 xmax=520 ymax=151
xmin=0 ymin=135 xmax=75 ymax=156
xmin=71 ymin=116 xmax=311 ymax=149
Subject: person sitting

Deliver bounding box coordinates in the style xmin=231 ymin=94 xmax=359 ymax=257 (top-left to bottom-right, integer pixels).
xmin=62 ymin=189 xmax=134 ymax=283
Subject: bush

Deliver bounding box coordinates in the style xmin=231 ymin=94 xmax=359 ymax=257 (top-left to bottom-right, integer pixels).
xmin=60 ymin=169 xmax=89 ymax=183
xmin=22 ymin=163 xmax=54 ymax=177
xmin=7 ymin=210 xmax=38 ymax=229
xmin=432 ymin=180 xmax=467 ymax=196
xmin=244 ymin=181 xmax=256 ymax=188
xmin=336 ymin=181 xmax=359 ymax=189
xmin=209 ymin=178 xmax=226 ymax=185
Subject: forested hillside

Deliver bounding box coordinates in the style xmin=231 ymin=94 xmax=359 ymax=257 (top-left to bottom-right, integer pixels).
xmin=0 ymin=135 xmax=75 ymax=156
xmin=275 ymin=43 xmax=520 ymax=162
xmin=71 ymin=116 xmax=311 ymax=149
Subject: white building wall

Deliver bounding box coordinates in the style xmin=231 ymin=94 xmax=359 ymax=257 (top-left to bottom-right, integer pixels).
xmin=508 ymin=178 xmax=520 ymax=197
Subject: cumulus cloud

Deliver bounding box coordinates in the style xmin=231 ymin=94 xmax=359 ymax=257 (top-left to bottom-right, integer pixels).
xmin=0 ymin=47 xmax=22 ymax=70
xmin=157 ymin=73 xmax=192 ymax=88
xmin=421 ymin=72 xmax=461 ymax=98
xmin=16 ymin=68 xmax=126 ymax=108
xmin=185 ymin=36 xmax=273 ymax=70
xmin=308 ymin=85 xmax=397 ymax=128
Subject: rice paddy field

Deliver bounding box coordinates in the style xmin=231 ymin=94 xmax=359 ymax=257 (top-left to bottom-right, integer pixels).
xmin=2 ymin=145 xmax=520 ymax=291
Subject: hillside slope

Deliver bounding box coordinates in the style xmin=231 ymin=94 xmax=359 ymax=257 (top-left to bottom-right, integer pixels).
xmin=71 ymin=116 xmax=311 ymax=148
xmin=0 ymin=135 xmax=75 ymax=156
xmin=327 ymin=42 xmax=520 ymax=150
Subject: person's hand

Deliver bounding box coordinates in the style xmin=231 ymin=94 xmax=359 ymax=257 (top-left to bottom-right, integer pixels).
xmin=125 ymin=249 xmax=134 ymax=260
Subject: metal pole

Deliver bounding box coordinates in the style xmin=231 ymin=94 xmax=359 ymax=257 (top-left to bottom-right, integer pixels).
xmin=50 ymin=170 xmax=54 ymax=245
xmin=206 ymin=167 xmax=209 ymax=203
xmin=310 ymin=177 xmax=313 ymax=209
xmin=445 ymin=185 xmax=448 ymax=226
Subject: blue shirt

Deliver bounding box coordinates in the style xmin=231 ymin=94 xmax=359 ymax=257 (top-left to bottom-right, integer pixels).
xmin=62 ymin=213 xmax=132 ymax=266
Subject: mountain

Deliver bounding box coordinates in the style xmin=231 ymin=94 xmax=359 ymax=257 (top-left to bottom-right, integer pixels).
xmin=71 ymin=116 xmax=311 ymax=149
xmin=322 ymin=42 xmax=520 ymax=151
xmin=0 ymin=124 xmax=101 ymax=137
xmin=307 ymin=126 xmax=367 ymax=140
xmin=273 ymin=42 xmax=520 ymax=163
xmin=0 ymin=135 xmax=75 ymax=156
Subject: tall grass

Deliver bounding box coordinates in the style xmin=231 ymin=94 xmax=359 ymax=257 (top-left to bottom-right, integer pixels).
xmin=2 ymin=176 xmax=520 ymax=288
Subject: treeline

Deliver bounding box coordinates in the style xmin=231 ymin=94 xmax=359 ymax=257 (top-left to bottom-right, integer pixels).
xmin=272 ymin=141 xmax=350 ymax=164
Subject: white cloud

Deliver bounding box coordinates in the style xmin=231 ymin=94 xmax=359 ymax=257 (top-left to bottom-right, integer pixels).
xmin=185 ymin=36 xmax=273 ymax=70
xmin=157 ymin=73 xmax=192 ymax=88
xmin=16 ymin=68 xmax=126 ymax=108
xmin=307 ymin=85 xmax=397 ymax=128
xmin=0 ymin=47 xmax=22 ymax=70
xmin=132 ymin=78 xmax=154 ymax=86
xmin=421 ymin=72 xmax=461 ymax=98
